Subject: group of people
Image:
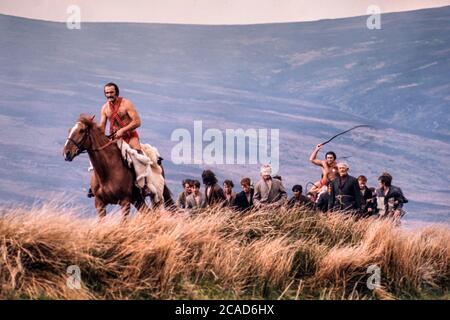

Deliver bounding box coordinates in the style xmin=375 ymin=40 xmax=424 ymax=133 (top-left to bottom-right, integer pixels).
xmin=175 ymin=144 xmax=408 ymax=220
xmin=92 ymin=82 xmax=408 ymax=219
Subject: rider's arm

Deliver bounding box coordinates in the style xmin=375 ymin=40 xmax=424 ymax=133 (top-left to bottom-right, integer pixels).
xmin=122 ymin=100 xmax=141 ymax=132
xmin=98 ymin=105 xmax=107 ymax=134
xmin=310 ymin=144 xmax=323 ymax=166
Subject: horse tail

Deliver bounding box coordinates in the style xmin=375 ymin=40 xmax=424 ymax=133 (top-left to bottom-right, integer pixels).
xmin=156 ymin=158 xmax=174 ymax=208
xmin=163 ymin=183 xmax=175 ymax=208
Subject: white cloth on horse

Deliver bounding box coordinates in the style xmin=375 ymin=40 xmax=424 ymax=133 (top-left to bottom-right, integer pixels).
xmin=116 ymin=139 xmax=162 ymax=204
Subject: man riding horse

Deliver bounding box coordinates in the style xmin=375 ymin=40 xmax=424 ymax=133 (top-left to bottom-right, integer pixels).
xmin=87 ymin=82 xmax=161 ymax=198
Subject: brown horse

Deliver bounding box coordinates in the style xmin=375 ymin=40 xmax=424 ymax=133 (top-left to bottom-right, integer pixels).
xmin=63 ymin=114 xmax=173 ymax=218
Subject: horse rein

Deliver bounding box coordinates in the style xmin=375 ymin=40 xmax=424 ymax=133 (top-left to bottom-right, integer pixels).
xmin=90 ymin=137 xmax=117 ymax=151
xmin=66 ymin=126 xmax=117 ymax=155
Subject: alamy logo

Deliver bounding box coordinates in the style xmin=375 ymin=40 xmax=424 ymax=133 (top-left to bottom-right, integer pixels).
xmin=366 ymin=5 xmax=381 ymax=30
xmin=171 ymin=121 xmax=280 ymax=174
xmin=366 ymin=264 xmax=381 ymax=290
xmin=66 ymin=5 xmax=81 ymax=30
xmin=66 ymin=265 xmax=81 ymax=289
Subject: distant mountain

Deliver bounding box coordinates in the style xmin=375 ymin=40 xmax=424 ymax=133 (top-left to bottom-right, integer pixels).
xmin=0 ymin=7 xmax=449 ymax=226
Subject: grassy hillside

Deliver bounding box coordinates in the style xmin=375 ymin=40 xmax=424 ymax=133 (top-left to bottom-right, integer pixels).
xmin=0 ymin=203 xmax=449 ymax=300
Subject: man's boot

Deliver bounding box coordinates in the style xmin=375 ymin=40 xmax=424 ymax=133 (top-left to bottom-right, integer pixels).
xmin=87 ymin=188 xmax=94 ymax=198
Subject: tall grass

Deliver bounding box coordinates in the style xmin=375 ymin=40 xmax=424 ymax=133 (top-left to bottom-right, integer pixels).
xmin=0 ymin=203 xmax=448 ymax=300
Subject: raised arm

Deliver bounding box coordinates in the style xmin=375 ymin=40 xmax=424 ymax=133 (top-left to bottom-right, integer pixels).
xmin=310 ymin=143 xmax=324 ymax=166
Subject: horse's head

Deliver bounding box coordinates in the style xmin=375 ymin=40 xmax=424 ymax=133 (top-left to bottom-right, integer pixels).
xmin=63 ymin=114 xmax=96 ymax=161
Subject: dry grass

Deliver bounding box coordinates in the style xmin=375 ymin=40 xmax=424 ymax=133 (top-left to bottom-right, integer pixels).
xmin=0 ymin=202 xmax=448 ymax=300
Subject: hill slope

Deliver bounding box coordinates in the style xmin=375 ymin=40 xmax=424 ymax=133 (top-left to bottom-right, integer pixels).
xmin=0 ymin=7 xmax=449 ymax=225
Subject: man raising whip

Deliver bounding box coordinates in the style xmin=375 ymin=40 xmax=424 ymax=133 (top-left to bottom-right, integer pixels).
xmin=309 ymin=143 xmax=338 ymax=194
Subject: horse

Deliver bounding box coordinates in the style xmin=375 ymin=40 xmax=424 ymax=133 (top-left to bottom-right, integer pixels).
xmin=63 ymin=114 xmax=173 ymax=218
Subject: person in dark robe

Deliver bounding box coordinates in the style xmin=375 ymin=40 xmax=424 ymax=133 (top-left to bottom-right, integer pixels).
xmin=234 ymin=177 xmax=254 ymax=212
xmin=357 ymin=175 xmax=376 ymax=216
xmin=328 ymin=162 xmax=361 ymax=213
xmin=202 ymin=169 xmax=225 ymax=207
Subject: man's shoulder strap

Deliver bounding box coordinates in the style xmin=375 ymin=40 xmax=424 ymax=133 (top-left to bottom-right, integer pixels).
xmin=108 ymin=97 xmax=126 ymax=130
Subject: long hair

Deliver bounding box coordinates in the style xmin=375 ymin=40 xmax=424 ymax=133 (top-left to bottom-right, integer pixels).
xmin=202 ymin=170 xmax=218 ymax=186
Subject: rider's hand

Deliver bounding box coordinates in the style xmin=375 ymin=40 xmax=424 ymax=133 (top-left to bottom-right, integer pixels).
xmin=115 ymin=129 xmax=125 ymax=138
xmin=316 ymin=143 xmax=323 ymax=150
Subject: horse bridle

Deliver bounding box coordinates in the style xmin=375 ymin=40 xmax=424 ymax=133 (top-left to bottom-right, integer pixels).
xmin=66 ymin=125 xmax=117 ymax=156
xmin=66 ymin=126 xmax=90 ymax=156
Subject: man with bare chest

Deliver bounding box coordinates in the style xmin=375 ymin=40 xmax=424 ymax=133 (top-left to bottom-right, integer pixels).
xmin=87 ymin=83 xmax=154 ymax=198
xmin=309 ymin=143 xmax=338 ymax=193
xmin=99 ymin=83 xmax=142 ymax=152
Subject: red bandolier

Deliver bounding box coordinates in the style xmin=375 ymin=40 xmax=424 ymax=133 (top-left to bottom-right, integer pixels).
xmin=108 ymin=97 xmax=139 ymax=143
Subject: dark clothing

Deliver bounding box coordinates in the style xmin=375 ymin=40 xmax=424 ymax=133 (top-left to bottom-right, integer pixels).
xmin=316 ymin=192 xmax=330 ymax=213
xmin=223 ymin=192 xmax=237 ymax=207
xmin=328 ymin=175 xmax=361 ymax=212
xmin=359 ymin=186 xmax=372 ymax=206
xmin=204 ymin=183 xmax=226 ymax=207
xmin=376 ymin=185 xmax=408 ymax=216
xmin=234 ymin=189 xmax=254 ymax=212
xmin=287 ymin=195 xmax=313 ymax=210
xmin=360 ymin=186 xmax=377 ymax=216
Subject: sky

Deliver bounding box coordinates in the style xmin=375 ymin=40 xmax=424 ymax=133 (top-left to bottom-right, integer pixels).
xmin=1 ymin=0 xmax=450 ymax=24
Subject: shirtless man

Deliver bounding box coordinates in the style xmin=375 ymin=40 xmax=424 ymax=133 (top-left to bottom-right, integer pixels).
xmin=87 ymin=82 xmax=149 ymax=198
xmin=309 ymin=143 xmax=338 ymax=193
xmin=99 ymin=82 xmax=142 ymax=151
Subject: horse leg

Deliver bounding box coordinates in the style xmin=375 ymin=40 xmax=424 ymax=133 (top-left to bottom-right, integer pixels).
xmin=119 ymin=200 xmax=131 ymax=222
xmin=90 ymin=173 xmax=100 ymax=197
xmin=95 ymin=197 xmax=106 ymax=219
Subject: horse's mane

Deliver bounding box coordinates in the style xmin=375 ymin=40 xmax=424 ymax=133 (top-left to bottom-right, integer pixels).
xmin=77 ymin=114 xmax=107 ymax=142
xmin=78 ymin=114 xmax=97 ymax=128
